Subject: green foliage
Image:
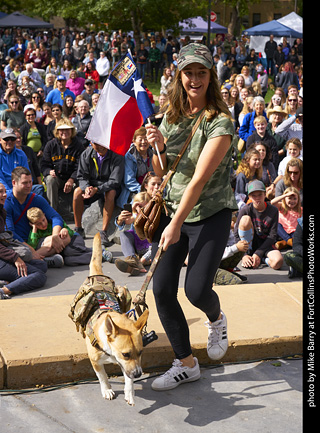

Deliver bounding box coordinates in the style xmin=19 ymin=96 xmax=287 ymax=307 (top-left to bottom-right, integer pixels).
xmin=23 ymin=0 xmax=208 ymax=31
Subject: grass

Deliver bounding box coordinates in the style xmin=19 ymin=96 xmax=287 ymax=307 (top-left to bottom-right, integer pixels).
xmin=143 ymin=77 xmax=161 ymax=104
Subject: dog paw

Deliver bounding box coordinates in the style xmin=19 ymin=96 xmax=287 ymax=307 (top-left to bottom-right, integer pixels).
xmin=124 ymin=391 xmax=135 ymax=406
xmin=101 ymin=386 xmax=115 ymax=400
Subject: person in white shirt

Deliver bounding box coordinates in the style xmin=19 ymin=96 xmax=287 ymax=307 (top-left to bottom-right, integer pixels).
xmin=18 ymin=64 xmax=43 ymax=89
xmin=96 ymin=51 xmax=110 ymax=89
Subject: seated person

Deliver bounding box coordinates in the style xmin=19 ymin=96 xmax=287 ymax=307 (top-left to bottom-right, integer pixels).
xmin=114 ymin=191 xmax=152 ymax=276
xmin=277 ymin=138 xmax=303 ymax=177
xmin=45 ymin=75 xmax=75 ymax=106
xmin=0 ymin=182 xmax=47 ymax=299
xmin=0 ymin=128 xmax=29 ymax=194
xmin=248 ymin=142 xmax=279 ymax=201
xmin=27 ymin=207 xmax=72 ymax=262
xmin=71 ymin=99 xmax=92 ymax=147
xmin=116 ymin=126 xmax=154 ymax=209
xmin=41 ymin=118 xmax=85 ymax=210
xmin=275 ymin=157 xmax=303 ymax=206
xmin=81 ymin=79 xmax=99 ymax=107
xmin=13 ymin=128 xmax=45 ymax=197
xmin=73 ymin=142 xmax=125 ymax=247
xmin=270 ymin=187 xmax=303 ymax=250
xmin=234 ymin=148 xmax=262 ymax=208
xmin=26 ymin=206 xmax=92 ymax=267
xmin=234 ymin=180 xmax=283 ymax=270
xmin=284 ymin=216 xmax=303 ymax=278
xmin=4 ymin=167 xmax=65 ymax=262
xmin=245 ymin=115 xmax=279 ymax=169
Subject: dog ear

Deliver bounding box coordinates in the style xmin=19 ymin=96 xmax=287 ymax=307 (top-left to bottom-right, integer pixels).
xmin=134 ymin=309 xmax=149 ymax=332
xmin=105 ymin=314 xmax=119 ymax=337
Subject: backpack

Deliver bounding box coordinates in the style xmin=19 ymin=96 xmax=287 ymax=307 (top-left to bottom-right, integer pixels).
xmin=68 ymin=275 xmax=132 ymax=338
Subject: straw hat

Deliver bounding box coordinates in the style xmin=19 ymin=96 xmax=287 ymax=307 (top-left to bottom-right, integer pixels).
xmin=267 ymin=105 xmax=287 ymax=118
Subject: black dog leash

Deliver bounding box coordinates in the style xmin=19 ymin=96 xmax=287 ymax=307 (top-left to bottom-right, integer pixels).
xmin=132 ymin=245 xmax=164 ymax=346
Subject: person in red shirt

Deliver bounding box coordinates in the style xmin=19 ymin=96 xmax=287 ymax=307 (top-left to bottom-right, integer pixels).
xmin=85 ymin=61 xmax=99 ymax=89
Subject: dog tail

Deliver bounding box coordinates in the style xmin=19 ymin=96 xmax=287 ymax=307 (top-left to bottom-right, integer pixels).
xmin=89 ymin=232 xmax=103 ymax=276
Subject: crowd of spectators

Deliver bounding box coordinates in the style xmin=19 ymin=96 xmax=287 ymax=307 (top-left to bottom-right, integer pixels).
xmin=0 ymin=26 xmax=303 ymax=298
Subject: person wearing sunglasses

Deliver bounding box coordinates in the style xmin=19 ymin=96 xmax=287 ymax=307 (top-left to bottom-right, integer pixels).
xmin=0 ymin=96 xmax=26 ymax=131
xmin=275 ymin=157 xmax=303 ymax=207
xmin=23 ymin=92 xmax=44 ymax=121
xmin=285 ymin=94 xmax=298 ymax=117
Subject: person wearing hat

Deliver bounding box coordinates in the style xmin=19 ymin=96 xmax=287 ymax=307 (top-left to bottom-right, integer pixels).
xmin=234 ymin=179 xmax=283 ymax=270
xmin=45 ymin=75 xmax=76 ymax=106
xmin=266 ymin=105 xmax=287 ymax=161
xmin=0 ymin=128 xmax=29 ymax=193
xmin=145 ymin=42 xmax=238 ymax=390
xmin=41 ymin=118 xmax=85 ymax=211
xmin=81 ymin=79 xmax=99 ymax=107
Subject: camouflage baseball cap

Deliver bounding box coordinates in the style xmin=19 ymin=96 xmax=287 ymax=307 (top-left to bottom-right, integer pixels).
xmin=177 ymin=43 xmax=213 ymax=71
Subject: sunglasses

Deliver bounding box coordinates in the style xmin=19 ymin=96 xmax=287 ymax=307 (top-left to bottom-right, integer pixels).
xmin=10 ymin=100 xmax=19 ymax=104
xmin=288 ymin=99 xmax=297 ymax=102
xmin=2 ymin=137 xmax=15 ymax=142
xmin=32 ymin=96 xmax=40 ymax=99
xmin=26 ymin=113 xmax=36 ymax=117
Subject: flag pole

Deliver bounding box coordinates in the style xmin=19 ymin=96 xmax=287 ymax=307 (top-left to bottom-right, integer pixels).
xmin=128 ymin=48 xmax=163 ymax=169
xmin=148 ymin=118 xmax=164 ymax=170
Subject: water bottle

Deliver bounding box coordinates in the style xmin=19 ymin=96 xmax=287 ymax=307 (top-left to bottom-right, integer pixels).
xmin=102 ymin=247 xmax=113 ymax=263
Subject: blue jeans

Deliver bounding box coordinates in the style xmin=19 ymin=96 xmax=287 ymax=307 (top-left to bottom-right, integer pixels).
xmin=137 ymin=63 xmax=146 ymax=79
xmin=0 ymin=259 xmax=47 ymax=295
xmin=277 ymin=223 xmax=294 ymax=242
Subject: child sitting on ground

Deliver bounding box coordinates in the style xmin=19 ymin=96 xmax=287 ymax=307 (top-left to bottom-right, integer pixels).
xmin=26 ymin=207 xmax=73 ymax=266
xmin=270 ymin=186 xmax=303 ymax=250
xmin=114 ymin=191 xmax=152 ymax=275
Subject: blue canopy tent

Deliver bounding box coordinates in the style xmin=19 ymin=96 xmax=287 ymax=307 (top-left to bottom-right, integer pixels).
xmin=243 ymin=20 xmax=302 ymax=38
xmin=0 ymin=11 xmax=53 ymax=28
xmin=179 ymin=16 xmax=228 ymax=35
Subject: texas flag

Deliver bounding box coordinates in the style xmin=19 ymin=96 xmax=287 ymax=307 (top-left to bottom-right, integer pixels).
xmin=86 ymin=52 xmax=154 ymax=156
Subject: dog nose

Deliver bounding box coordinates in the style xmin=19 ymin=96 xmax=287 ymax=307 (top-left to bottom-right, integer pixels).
xmin=133 ymin=368 xmax=142 ymax=378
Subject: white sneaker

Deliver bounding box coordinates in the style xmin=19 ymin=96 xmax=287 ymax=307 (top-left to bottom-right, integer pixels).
xmin=205 ymin=311 xmax=228 ymax=360
xmin=151 ymin=357 xmax=200 ymax=391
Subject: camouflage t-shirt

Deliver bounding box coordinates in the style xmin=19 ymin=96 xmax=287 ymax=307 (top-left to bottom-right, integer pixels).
xmin=159 ymin=109 xmax=237 ymax=223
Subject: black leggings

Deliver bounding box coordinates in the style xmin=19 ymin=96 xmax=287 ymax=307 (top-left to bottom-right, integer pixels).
xmin=151 ymin=208 xmax=232 ymax=360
